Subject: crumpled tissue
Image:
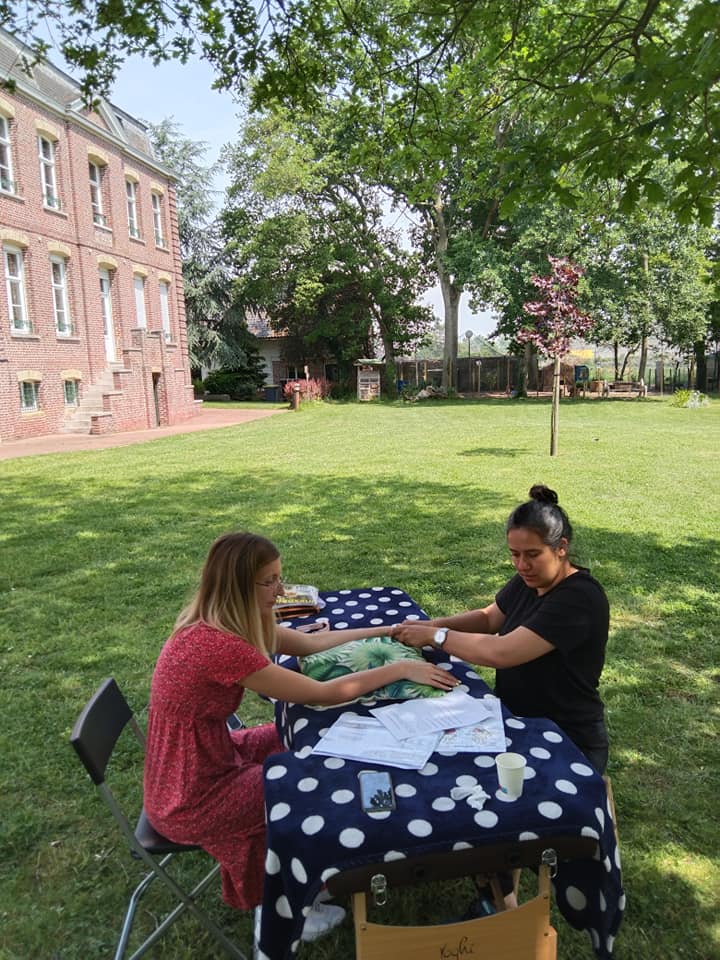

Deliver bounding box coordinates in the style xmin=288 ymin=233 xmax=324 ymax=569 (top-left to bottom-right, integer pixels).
xmin=450 ymin=784 xmax=490 ymax=810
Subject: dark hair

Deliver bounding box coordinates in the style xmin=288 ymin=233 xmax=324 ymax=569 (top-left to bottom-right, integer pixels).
xmin=505 ymin=485 xmax=573 ymax=550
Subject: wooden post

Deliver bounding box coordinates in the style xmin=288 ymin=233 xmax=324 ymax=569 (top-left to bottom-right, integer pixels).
xmin=550 ymin=355 xmax=561 ymax=456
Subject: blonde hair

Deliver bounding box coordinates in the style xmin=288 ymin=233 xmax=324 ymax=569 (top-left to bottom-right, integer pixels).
xmin=174 ymin=532 xmax=280 ymax=656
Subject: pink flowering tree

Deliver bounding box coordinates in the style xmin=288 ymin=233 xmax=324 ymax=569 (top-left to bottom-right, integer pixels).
xmin=517 ymin=258 xmax=594 ymax=456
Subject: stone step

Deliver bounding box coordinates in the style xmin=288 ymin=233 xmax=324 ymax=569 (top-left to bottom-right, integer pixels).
xmin=60 ymin=419 xmax=92 ymax=433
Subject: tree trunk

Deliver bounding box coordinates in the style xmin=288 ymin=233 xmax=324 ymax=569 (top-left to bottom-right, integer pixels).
xmin=429 ymin=190 xmax=460 ymax=390
xmin=694 ymin=340 xmax=707 ymax=391
xmin=550 ymin=355 xmax=561 ymax=456
xmin=440 ymin=274 xmax=460 ymax=389
xmin=521 ymin=342 xmax=539 ymax=395
xmin=638 ymin=333 xmax=648 ymax=382
xmin=638 ymin=252 xmax=649 ymax=381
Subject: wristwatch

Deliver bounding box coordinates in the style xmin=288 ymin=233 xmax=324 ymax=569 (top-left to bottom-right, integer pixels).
xmin=433 ymin=627 xmax=449 ymax=649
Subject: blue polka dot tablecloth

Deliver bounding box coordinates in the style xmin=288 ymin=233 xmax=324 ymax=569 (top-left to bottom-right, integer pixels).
xmin=260 ymin=587 xmax=624 ymax=960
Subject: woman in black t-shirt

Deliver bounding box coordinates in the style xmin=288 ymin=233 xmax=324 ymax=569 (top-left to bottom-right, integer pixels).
xmin=392 ymin=484 xmax=609 ymax=773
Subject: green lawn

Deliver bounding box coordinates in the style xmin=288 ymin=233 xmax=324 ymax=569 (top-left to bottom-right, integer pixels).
xmin=2 ymin=396 xmax=718 ymax=960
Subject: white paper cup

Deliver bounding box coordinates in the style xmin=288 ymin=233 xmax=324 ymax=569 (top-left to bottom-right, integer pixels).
xmin=496 ymin=752 xmax=527 ymax=798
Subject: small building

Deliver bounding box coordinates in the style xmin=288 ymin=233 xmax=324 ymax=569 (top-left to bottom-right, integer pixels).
xmin=245 ymin=313 xmax=338 ymax=390
xmin=0 ymin=29 xmax=196 ymax=442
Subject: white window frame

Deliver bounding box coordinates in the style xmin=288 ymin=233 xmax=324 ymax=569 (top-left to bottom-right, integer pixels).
xmin=4 ymin=244 xmax=30 ymax=332
xmin=89 ymin=161 xmax=107 ymax=226
xmin=99 ymin=268 xmax=116 ymax=361
xmin=50 ymin=255 xmax=72 ymax=335
xmin=0 ymin=115 xmax=15 ymax=194
xmin=159 ymin=280 xmax=171 ymax=342
xmin=39 ymin=135 xmax=61 ymax=209
xmin=20 ymin=380 xmax=40 ymax=411
xmin=133 ymin=274 xmax=147 ymax=328
xmin=64 ymin=379 xmax=80 ymax=406
xmin=126 ymin=179 xmax=140 ymax=238
xmin=151 ymin=192 xmax=166 ymax=247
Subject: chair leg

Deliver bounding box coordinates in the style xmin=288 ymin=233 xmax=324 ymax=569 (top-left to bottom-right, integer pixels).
xmin=115 ymin=866 xmax=160 ymax=960
xmin=122 ymin=852 xmax=247 ymax=960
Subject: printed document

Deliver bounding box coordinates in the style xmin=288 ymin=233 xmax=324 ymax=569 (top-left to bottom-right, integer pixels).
xmin=311 ymin=714 xmax=440 ymax=769
xmin=436 ymin=695 xmax=507 ymax=753
xmin=369 ymin=689 xmax=490 ymax=740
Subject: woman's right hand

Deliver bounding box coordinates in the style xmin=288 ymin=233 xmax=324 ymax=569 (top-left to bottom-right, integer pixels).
xmin=400 ymin=660 xmax=459 ymax=691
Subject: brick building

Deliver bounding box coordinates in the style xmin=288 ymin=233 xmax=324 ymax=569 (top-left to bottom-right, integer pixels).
xmin=0 ymin=30 xmax=197 ymax=442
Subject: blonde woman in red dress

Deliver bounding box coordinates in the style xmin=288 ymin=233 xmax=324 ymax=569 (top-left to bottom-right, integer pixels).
xmin=144 ymin=532 xmax=455 ymax=940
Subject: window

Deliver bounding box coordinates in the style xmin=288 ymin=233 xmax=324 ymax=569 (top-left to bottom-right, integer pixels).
xmin=64 ymin=379 xmax=80 ymax=406
xmin=151 ymin=192 xmax=166 ymax=247
xmin=38 ymin=136 xmax=61 ymax=209
xmin=50 ymin=256 xmax=72 ymax=335
xmin=99 ymin=268 xmax=116 ymax=361
xmin=20 ymin=380 xmax=39 ymax=411
xmin=89 ymin=161 xmax=107 ymax=226
xmin=126 ymin=179 xmax=141 ymax=238
xmin=0 ymin=115 xmax=15 ymax=194
xmin=4 ymin=244 xmax=29 ymax=332
xmin=159 ymin=280 xmax=171 ymax=341
xmin=133 ymin=274 xmax=147 ymax=328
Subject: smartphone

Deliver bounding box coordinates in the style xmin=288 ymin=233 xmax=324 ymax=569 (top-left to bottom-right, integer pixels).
xmin=358 ymin=769 xmax=396 ymax=814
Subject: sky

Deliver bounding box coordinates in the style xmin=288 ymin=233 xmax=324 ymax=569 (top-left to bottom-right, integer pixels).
xmin=106 ymin=53 xmax=497 ymax=337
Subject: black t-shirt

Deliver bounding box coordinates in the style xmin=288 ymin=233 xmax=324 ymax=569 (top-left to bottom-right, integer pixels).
xmin=494 ymin=569 xmax=609 ymax=753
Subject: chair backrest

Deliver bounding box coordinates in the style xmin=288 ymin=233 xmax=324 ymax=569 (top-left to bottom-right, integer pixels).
xmin=70 ymin=677 xmax=135 ymax=785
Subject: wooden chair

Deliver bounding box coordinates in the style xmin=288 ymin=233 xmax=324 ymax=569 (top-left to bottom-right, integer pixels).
xmin=326 ymin=836 xmax=597 ymax=960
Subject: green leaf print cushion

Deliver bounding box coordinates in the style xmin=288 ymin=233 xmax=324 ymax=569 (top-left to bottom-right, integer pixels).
xmin=299 ymin=636 xmax=445 ymax=703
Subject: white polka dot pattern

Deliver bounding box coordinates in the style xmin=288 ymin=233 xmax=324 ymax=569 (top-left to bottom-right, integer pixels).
xmin=258 ymin=587 xmax=624 ymax=960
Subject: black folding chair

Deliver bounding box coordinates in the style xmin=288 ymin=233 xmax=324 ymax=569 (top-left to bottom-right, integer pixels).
xmin=70 ymin=677 xmax=247 ymax=959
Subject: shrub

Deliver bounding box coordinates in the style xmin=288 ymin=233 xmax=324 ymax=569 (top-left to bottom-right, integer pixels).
xmin=282 ymin=378 xmax=332 ymax=402
xmin=670 ymin=389 xmax=709 ymax=408
xmin=203 ymin=370 xmax=258 ymax=400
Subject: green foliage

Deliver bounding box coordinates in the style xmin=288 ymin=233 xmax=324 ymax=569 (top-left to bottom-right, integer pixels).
xmin=202 ymin=370 xmax=259 ymax=400
xmin=221 ymin=106 xmax=434 ymax=373
xmin=670 ymin=389 xmax=710 ymax=409
xmin=145 ymin=119 xmax=259 ymax=373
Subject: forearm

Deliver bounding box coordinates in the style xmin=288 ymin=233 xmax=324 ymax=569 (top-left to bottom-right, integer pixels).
xmin=315 ymin=661 xmax=407 ymax=705
xmin=278 ymin=624 xmax=394 ymax=657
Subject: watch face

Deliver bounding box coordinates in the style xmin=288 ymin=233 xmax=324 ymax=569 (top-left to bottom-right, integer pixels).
xmin=434 ymin=628 xmax=447 ymax=647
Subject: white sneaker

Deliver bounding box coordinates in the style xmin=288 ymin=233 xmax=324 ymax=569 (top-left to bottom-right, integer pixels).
xmin=300 ymin=902 xmax=346 ymax=942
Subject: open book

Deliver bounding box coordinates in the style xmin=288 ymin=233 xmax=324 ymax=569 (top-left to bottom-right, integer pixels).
xmin=273 ymin=584 xmax=325 ymax=618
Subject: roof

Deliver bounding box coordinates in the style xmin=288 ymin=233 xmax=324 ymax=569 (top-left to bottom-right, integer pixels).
xmin=246 ymin=312 xmax=287 ymax=339
xmin=0 ymin=27 xmax=167 ymax=173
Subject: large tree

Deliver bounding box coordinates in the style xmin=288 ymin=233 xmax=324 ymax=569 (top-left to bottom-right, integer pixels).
xmin=221 ymin=108 xmax=434 ymax=390
xmin=9 ymin=1 xmax=719 ymax=391
xmin=146 ymin=118 xmax=263 ymax=375
xmin=7 ymin=0 xmax=718 ymax=224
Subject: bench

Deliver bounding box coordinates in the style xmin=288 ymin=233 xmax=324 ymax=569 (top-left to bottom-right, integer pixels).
xmin=603 ymin=380 xmax=647 ymax=397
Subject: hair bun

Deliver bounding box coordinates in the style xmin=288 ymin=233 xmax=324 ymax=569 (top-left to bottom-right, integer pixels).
xmin=529 ymin=484 xmax=559 ymax=505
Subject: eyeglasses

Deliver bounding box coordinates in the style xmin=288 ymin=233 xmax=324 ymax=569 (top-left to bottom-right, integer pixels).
xmin=256 ymin=576 xmax=284 ymax=589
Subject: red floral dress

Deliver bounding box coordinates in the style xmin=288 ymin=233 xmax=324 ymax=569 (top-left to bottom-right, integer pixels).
xmin=144 ymin=623 xmax=283 ymax=909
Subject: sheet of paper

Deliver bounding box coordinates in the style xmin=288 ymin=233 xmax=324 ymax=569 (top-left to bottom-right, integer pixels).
xmin=436 ymin=695 xmax=507 ymax=753
xmin=311 ymin=714 xmax=440 ymax=770
xmin=369 ymin=689 xmax=490 ymax=740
